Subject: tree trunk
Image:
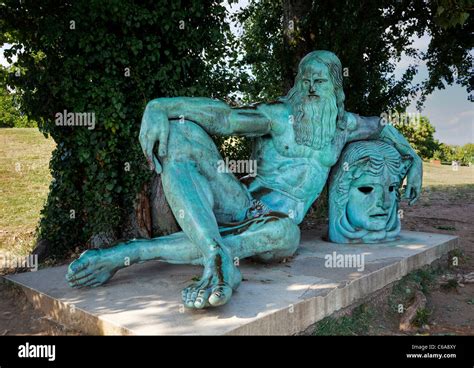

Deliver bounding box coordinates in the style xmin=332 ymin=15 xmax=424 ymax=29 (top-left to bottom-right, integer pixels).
xmin=122 ymin=173 xmax=180 ymax=240
xmin=150 ymin=174 xmax=180 ymax=236
xmin=122 ymin=183 xmax=153 ymax=240
xmin=282 ymin=0 xmax=312 ymax=93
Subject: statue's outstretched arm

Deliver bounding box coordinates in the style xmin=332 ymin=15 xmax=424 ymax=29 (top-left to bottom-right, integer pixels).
xmin=347 ymin=113 xmax=423 ymax=205
xmin=139 ymin=97 xmax=271 ymax=173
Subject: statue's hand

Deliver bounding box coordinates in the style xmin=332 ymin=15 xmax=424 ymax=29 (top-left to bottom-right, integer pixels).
xmin=404 ymin=157 xmax=422 ymax=205
xmin=139 ymin=108 xmax=169 ymax=174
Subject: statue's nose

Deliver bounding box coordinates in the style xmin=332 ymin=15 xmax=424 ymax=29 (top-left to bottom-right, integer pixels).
xmin=382 ymin=190 xmax=392 ymax=210
xmin=375 ymin=188 xmax=392 ymax=210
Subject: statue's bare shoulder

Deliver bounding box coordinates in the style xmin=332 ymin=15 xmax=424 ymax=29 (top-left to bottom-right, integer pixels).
xmin=249 ymin=99 xmax=291 ymax=136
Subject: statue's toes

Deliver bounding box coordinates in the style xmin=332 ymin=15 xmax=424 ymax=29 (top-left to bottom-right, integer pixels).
xmin=68 ymin=273 xmax=96 ymax=288
xmin=181 ymin=288 xmax=189 ymax=304
xmin=67 ymin=259 xmax=88 ymax=275
xmin=209 ymin=284 xmax=233 ymax=307
xmin=194 ymin=289 xmax=211 ymax=309
xmin=184 ymin=287 xmax=197 ymax=308
xmin=68 ymin=276 xmax=88 ymax=288
xmin=66 ymin=267 xmax=92 ymax=282
xmin=84 ymin=280 xmax=104 ymax=288
xmin=82 ymin=278 xmax=102 ymax=288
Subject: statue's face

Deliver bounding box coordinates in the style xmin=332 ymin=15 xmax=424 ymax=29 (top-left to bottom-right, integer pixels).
xmin=346 ymin=170 xmax=399 ymax=231
xmin=289 ymin=60 xmax=338 ymax=149
xmin=298 ymin=61 xmax=335 ymax=100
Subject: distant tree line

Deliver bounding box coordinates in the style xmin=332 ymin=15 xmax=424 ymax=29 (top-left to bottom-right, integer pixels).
xmin=394 ymin=115 xmax=473 ymax=164
xmin=0 ymin=66 xmax=37 ymax=127
xmin=433 ymin=143 xmax=474 ymax=165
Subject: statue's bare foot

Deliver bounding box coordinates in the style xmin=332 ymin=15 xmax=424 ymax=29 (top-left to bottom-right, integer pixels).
xmin=66 ymin=249 xmax=120 ymax=288
xmin=182 ymin=247 xmax=241 ymax=309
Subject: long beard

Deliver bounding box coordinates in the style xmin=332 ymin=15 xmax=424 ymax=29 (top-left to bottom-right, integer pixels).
xmin=288 ymin=90 xmax=338 ymax=150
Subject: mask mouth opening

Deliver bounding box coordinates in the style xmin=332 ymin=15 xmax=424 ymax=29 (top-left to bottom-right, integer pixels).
xmin=370 ymin=213 xmax=388 ymax=218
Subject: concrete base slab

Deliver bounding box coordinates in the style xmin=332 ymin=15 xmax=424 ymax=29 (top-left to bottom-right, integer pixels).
xmin=3 ymin=231 xmax=458 ymax=335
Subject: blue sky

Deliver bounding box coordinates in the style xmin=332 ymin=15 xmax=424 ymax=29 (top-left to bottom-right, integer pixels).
xmin=2 ymin=2 xmax=472 ymax=146
xmin=393 ymin=34 xmax=473 ymax=146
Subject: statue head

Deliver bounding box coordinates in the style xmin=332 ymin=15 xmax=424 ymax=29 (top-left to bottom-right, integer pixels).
xmin=285 ymin=50 xmax=346 ymax=149
xmin=328 ymin=140 xmax=413 ymax=243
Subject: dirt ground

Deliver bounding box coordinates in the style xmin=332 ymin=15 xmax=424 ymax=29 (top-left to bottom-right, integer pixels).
xmin=398 ymin=186 xmax=474 ymax=335
xmin=0 ymin=282 xmax=79 ymax=335
xmin=0 ymin=185 xmax=473 ymax=335
xmin=306 ymin=184 xmax=474 ymax=335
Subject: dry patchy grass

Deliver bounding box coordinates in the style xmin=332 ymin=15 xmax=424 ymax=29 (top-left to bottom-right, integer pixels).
xmin=0 ymin=128 xmax=55 ymax=256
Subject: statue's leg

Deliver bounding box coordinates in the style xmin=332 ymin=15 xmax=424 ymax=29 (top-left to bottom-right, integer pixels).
xmin=68 ymin=120 xmax=254 ymax=308
xmin=66 ymin=216 xmax=300 ymax=306
xmin=157 ymin=121 xmax=254 ymax=308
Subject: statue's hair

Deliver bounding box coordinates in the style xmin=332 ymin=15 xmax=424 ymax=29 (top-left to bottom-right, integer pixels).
xmin=286 ymin=50 xmax=346 ymax=129
xmin=329 ymin=141 xmax=412 ymax=243
xmin=331 ymin=141 xmax=406 ymax=206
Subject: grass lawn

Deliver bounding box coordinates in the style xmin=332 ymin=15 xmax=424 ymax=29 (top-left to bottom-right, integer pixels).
xmin=423 ymin=161 xmax=474 ymax=187
xmin=0 ymin=128 xmax=55 ymax=256
xmin=0 ymin=128 xmax=473 ymax=258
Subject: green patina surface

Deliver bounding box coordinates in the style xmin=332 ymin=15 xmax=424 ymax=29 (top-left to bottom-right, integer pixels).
xmin=67 ymin=51 xmax=422 ymax=309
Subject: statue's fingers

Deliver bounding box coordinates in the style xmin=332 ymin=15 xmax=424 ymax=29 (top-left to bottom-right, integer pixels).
xmin=404 ymin=184 xmax=413 ymax=200
xmin=139 ymin=135 xmax=152 ymax=163
xmin=153 ymin=155 xmax=162 ymax=174
xmin=409 ymin=189 xmax=420 ymax=206
xmin=142 ymin=138 xmax=162 ymax=173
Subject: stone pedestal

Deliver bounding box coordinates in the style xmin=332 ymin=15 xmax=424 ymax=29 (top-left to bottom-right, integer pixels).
xmin=3 ymin=231 xmax=457 ymax=335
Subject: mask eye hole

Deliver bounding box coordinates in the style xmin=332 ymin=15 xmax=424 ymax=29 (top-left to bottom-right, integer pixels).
xmin=389 ymin=185 xmax=395 ymax=192
xmin=358 ymin=186 xmax=373 ymax=194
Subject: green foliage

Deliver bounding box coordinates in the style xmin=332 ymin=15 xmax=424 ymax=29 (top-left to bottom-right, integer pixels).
xmin=437 ymin=142 xmax=474 ymax=164
xmin=1 ymin=0 xmax=241 ymax=258
xmin=413 ymin=307 xmax=432 ymax=327
xmin=432 ymin=149 xmax=443 ymax=160
xmin=236 ymin=0 xmax=473 ymax=112
xmin=389 ymin=267 xmax=440 ymax=314
xmin=419 ymin=0 xmax=473 ymax=108
xmin=0 ymin=90 xmax=37 ymax=127
xmin=234 ymin=0 xmax=285 ymax=102
xmin=214 ymin=136 xmax=253 ymax=169
xmin=440 ymin=278 xmax=459 ymax=290
xmin=434 ymin=0 xmax=472 ymax=28
xmin=313 ymin=304 xmax=373 ymax=336
xmin=395 ymin=116 xmax=440 ymax=159
xmin=0 ymin=67 xmax=37 ymax=127
xmin=461 ymin=143 xmax=474 ymax=164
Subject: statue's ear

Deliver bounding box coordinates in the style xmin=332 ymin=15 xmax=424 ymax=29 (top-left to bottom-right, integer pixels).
xmin=400 ymin=154 xmax=414 ymax=178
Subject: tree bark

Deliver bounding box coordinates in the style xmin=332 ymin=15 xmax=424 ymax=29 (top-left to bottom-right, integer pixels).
xmin=150 ymin=174 xmax=180 ymax=236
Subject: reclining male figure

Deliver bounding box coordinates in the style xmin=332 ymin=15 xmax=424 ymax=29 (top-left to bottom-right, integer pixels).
xmin=66 ymin=51 xmax=422 ymax=309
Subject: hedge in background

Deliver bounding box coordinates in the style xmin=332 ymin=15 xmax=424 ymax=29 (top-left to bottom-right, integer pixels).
xmin=1 ymin=0 xmax=241 ymax=258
